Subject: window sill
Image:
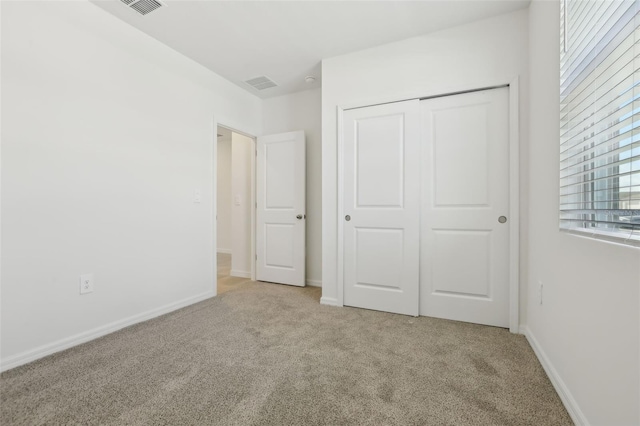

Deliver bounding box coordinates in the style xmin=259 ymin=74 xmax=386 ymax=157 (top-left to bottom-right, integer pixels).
xmin=560 ymin=228 xmax=640 ymax=249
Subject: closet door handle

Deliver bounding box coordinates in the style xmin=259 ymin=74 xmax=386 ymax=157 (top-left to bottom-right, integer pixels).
xmin=345 ymin=215 xmax=351 ymax=221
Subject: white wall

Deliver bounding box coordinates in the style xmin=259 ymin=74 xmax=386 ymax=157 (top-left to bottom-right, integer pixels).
xmin=230 ymin=132 xmax=253 ymax=277
xmin=216 ymin=137 xmax=232 ymax=253
xmin=526 ymin=2 xmax=640 ymax=425
xmin=0 ymin=1 xmax=261 ymax=369
xmin=320 ymin=10 xmax=529 ymax=306
xmin=262 ymin=88 xmax=322 ymax=286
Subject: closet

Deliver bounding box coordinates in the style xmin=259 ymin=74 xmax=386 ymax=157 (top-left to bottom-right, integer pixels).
xmin=341 ymin=87 xmax=511 ymax=328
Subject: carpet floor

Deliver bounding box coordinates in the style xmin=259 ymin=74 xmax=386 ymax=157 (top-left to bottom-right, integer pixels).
xmin=1 ymin=257 xmax=571 ymax=425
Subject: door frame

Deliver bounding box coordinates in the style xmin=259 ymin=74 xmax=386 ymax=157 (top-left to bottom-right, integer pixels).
xmin=335 ymin=77 xmax=520 ymax=333
xmin=212 ymin=118 xmax=257 ymax=295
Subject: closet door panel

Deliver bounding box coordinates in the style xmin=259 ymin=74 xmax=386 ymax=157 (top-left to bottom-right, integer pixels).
xmin=342 ymin=100 xmax=420 ymax=316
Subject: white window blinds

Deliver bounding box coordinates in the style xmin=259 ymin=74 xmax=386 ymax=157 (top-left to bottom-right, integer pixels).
xmin=559 ymin=0 xmax=640 ymax=244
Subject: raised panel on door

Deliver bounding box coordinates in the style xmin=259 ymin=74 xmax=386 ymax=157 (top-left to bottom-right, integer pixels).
xmin=356 ymin=114 xmax=405 ymax=208
xmin=432 ymin=230 xmax=491 ymax=297
xmin=355 ymin=227 xmax=404 ymax=291
xmin=256 ymin=131 xmax=306 ymax=286
xmin=264 ymin=224 xmax=295 ymax=269
xmin=420 ymin=88 xmax=510 ymax=328
xmin=265 ymin=141 xmax=296 ymax=209
xmin=433 ymin=104 xmax=489 ymax=207
xmin=343 ymin=100 xmax=420 ymax=316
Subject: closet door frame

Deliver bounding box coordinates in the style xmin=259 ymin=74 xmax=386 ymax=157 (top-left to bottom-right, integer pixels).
xmin=335 ymin=77 xmax=521 ymax=333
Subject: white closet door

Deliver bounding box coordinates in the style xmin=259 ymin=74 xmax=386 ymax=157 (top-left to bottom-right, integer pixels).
xmin=420 ymin=88 xmax=510 ymax=327
xmin=343 ymin=100 xmax=420 ymax=316
xmin=256 ymin=131 xmax=306 ymax=286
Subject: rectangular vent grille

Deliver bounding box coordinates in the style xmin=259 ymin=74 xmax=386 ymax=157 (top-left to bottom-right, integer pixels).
xmin=244 ymin=76 xmax=278 ymax=91
xmin=122 ymin=0 xmax=165 ymax=16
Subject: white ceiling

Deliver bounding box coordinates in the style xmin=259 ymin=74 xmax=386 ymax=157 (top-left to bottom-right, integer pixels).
xmin=92 ymin=0 xmax=530 ymax=99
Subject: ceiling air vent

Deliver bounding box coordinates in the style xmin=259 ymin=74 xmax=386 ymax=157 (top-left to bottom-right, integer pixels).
xmin=121 ymin=0 xmax=165 ymax=16
xmin=244 ymin=76 xmax=278 ymax=91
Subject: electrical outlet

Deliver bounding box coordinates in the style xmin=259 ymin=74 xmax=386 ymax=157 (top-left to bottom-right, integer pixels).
xmin=193 ymin=189 xmax=202 ymax=203
xmin=80 ymin=274 xmax=94 ymax=295
xmin=539 ymin=281 xmax=543 ymax=305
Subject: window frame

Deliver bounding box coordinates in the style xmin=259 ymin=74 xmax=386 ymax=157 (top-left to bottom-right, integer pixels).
xmin=558 ymin=0 xmax=640 ymax=248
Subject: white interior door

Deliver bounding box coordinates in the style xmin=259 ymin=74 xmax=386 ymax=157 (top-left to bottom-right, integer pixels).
xmin=256 ymin=131 xmax=306 ymax=286
xmin=420 ymin=88 xmax=510 ymax=328
xmin=343 ymin=100 xmax=420 ymax=316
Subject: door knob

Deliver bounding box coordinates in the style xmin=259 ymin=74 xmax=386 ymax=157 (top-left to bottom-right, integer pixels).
xmin=345 ymin=215 xmax=351 ymax=221
xmin=296 ymin=214 xmax=303 ymax=220
xmin=498 ymin=216 xmax=507 ymax=223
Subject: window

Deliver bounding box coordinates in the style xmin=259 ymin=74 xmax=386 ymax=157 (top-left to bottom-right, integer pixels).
xmin=559 ymin=0 xmax=640 ymax=246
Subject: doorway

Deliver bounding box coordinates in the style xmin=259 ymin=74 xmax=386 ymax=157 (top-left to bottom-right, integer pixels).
xmin=216 ymin=125 xmax=256 ymax=294
xmin=215 ymin=125 xmax=308 ymax=293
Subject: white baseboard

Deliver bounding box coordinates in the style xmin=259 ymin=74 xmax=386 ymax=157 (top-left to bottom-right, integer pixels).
xmin=320 ymin=296 xmax=339 ymax=306
xmin=0 ymin=291 xmax=215 ymax=373
xmin=306 ymin=279 xmax=322 ymax=288
xmin=230 ymin=270 xmax=251 ymax=278
xmin=217 ymin=248 xmax=232 ymax=254
xmin=520 ymin=325 xmax=589 ymax=426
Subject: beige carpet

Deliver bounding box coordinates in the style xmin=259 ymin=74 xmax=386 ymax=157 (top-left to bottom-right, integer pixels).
xmin=217 ymin=253 xmax=244 ymax=297
xmin=1 ymin=256 xmax=571 ymax=425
